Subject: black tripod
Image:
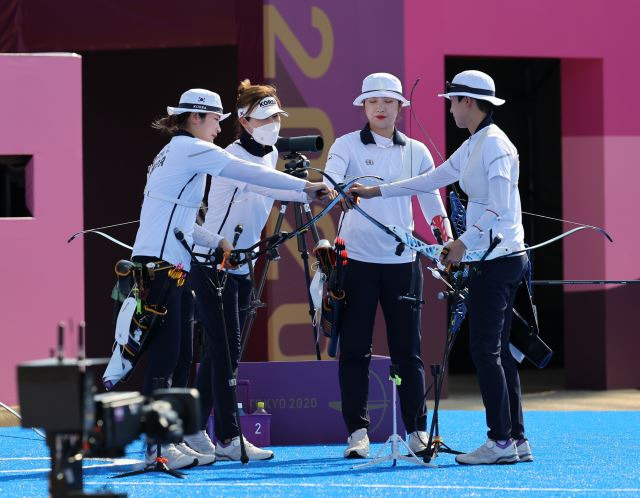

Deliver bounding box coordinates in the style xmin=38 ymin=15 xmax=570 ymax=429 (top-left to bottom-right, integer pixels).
xmin=422 ymin=235 xmax=504 ymax=463
xmin=238 ymin=163 xmax=322 ymax=361
xmin=422 ymin=314 xmax=464 ymax=463
xmin=174 ymin=229 xmax=249 ymax=464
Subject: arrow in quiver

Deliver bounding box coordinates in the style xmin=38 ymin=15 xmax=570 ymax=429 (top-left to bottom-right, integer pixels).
xmin=315 ymin=238 xmax=348 ymax=358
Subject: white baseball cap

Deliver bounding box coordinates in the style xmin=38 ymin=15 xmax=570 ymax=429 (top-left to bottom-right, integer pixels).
xmin=167 ymin=89 xmax=231 ymax=120
xmin=237 ymin=96 xmax=289 ymax=120
xmin=438 ymin=70 xmax=505 ymax=106
xmin=353 ymin=72 xmax=410 ymax=107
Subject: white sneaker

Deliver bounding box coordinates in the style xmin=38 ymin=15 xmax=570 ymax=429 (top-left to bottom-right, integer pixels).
xmin=215 ymin=436 xmax=274 ymax=461
xmin=344 ymin=428 xmax=369 ymax=459
xmin=516 ymin=438 xmax=533 ymax=462
xmin=175 ymin=442 xmax=215 ymax=466
xmin=408 ymin=431 xmax=430 ymax=456
xmin=455 ymin=439 xmax=519 ymax=465
xmin=145 ymin=443 xmax=198 ymax=470
xmin=183 ymin=430 xmax=216 ymax=457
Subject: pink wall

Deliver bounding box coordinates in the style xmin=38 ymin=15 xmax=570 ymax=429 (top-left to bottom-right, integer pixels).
xmin=0 ymin=54 xmax=84 ymax=405
xmin=404 ymin=0 xmax=640 ymax=388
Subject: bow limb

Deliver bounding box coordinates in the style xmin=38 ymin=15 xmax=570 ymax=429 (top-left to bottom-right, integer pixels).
xmin=67 ymin=230 xmax=133 ymax=251
xmin=224 ymin=184 xmax=356 ymax=263
xmin=280 ymin=176 xmax=361 ymax=243
xmin=309 ymin=168 xmax=405 ymax=245
xmin=67 ymin=219 xmax=138 ymax=250
xmin=67 ymin=219 xmax=139 ymax=242
xmin=509 ymin=226 xmax=613 ymax=256
xmin=333 ymin=172 xmax=615 ymax=242
xmin=310 ymin=168 xmax=383 ymax=188
xmin=300 ymin=169 xmax=615 ymax=262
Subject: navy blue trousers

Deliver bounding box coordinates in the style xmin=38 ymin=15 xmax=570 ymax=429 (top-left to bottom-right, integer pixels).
xmin=338 ymin=259 xmax=426 ymax=435
xmin=467 ymin=254 xmax=528 ymax=441
xmin=171 ymin=289 xmax=195 ymax=388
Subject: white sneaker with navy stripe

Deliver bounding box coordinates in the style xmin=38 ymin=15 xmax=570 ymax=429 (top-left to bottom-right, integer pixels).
xmin=455 ymin=439 xmax=519 ymax=465
xmin=516 ymin=438 xmax=533 ymax=462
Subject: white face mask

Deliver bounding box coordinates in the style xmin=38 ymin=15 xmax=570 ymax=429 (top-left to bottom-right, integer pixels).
xmin=252 ymin=121 xmax=280 ymax=146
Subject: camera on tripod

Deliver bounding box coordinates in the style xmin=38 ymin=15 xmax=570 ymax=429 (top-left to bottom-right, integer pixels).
xmin=276 ymin=135 xmax=324 ymax=179
xmin=18 ymin=345 xmax=200 ymax=497
xmin=19 ymin=360 xmax=200 ymax=452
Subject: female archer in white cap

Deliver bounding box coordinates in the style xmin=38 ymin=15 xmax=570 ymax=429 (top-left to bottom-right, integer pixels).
xmin=184 ymin=80 xmax=310 ymax=463
xmin=351 ymin=70 xmax=533 ymax=465
xmin=324 ymin=72 xmax=452 ymax=459
xmin=130 ymin=88 xmax=329 ymax=469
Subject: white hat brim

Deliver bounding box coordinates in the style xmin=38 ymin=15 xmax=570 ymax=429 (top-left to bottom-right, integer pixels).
xmin=437 ymin=92 xmax=505 ymax=106
xmin=353 ymin=90 xmax=410 ymax=107
xmin=249 ymin=107 xmax=289 ymax=120
xmin=167 ymin=106 xmax=232 ymax=120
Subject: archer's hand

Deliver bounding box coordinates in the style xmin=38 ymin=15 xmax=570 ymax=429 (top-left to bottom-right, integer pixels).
xmin=335 ymin=183 xmax=359 ymax=211
xmin=349 ymin=184 xmax=381 ymax=199
xmin=216 ymin=239 xmax=239 ymax=269
xmin=218 ymin=238 xmax=234 ymax=252
xmin=304 ymin=182 xmax=331 ymax=202
xmin=320 ymin=188 xmax=340 ymax=207
xmin=440 ymin=238 xmax=466 ymax=266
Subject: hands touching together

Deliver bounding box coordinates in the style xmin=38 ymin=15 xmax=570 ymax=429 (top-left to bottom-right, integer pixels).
xmin=304 ymin=182 xmax=332 ymax=203
xmin=303 ymin=180 xmax=466 ymax=263
xmin=303 ymin=181 xmax=361 ymax=209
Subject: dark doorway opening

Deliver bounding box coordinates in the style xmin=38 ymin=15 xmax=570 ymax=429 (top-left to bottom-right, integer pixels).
xmin=0 ymin=155 xmax=33 ymax=217
xmin=443 ymin=57 xmax=564 ymax=375
xmin=82 ymin=46 xmax=238 ymax=386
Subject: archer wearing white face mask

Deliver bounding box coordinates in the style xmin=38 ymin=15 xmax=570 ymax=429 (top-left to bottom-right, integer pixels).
xmin=251 ymin=120 xmax=280 ymax=146
xmin=240 ymin=95 xmax=282 ymax=145
xmin=190 ymin=80 xmax=310 ymax=463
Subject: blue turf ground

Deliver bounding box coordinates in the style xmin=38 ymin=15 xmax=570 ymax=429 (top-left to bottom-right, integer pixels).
xmin=1 ymin=411 xmax=639 ymax=497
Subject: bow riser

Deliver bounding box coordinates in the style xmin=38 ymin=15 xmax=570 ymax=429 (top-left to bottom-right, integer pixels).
xmin=386 ymin=225 xmax=511 ymax=263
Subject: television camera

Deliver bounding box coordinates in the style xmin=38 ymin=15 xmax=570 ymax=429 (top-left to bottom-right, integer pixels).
xmin=17 ymin=323 xmax=200 ymax=497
